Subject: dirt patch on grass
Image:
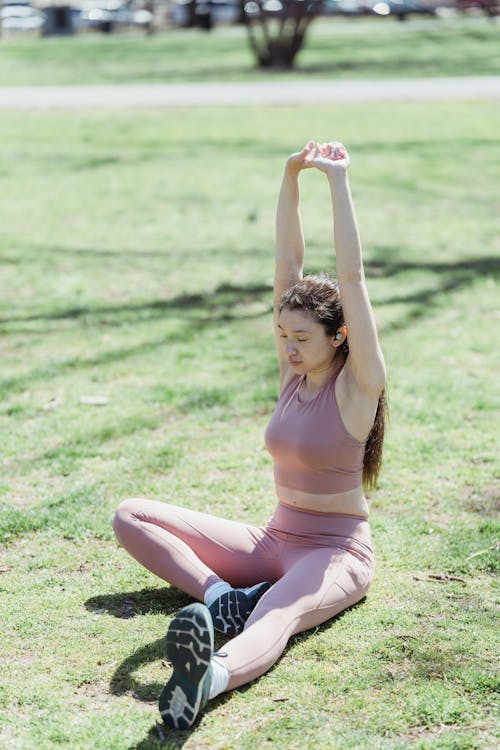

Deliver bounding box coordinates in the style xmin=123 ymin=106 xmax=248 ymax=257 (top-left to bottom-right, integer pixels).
xmin=0 ymin=723 xmax=21 ymax=747
xmin=396 ymin=718 xmax=496 ymax=746
xmin=460 ymin=481 xmax=500 ymax=516
xmin=69 ymin=681 xmax=119 ymax=710
xmin=71 ymin=682 xmax=158 ymax=714
xmin=5 ymin=472 xmax=69 ymax=508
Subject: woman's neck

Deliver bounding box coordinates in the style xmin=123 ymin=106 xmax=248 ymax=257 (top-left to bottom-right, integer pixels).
xmin=303 ymin=362 xmax=340 ymax=398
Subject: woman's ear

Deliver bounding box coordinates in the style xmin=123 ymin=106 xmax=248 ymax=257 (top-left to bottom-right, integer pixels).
xmin=332 ymin=325 xmax=347 ymax=347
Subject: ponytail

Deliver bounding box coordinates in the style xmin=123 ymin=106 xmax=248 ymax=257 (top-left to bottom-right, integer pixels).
xmin=362 ymin=387 xmax=387 ymax=490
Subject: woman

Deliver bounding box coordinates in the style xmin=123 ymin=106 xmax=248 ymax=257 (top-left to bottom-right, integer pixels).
xmin=113 ymin=140 xmax=387 ymax=730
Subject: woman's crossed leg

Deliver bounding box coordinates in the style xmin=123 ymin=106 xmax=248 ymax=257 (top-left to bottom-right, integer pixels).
xmin=113 ymin=498 xmax=282 ymax=600
xmin=218 ymin=545 xmax=374 ymax=689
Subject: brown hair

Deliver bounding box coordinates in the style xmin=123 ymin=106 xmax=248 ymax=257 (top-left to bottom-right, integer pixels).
xmin=279 ymin=274 xmax=386 ymax=490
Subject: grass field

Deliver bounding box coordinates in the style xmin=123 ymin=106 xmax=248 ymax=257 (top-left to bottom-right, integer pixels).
xmin=0 ymin=16 xmax=499 ymax=85
xmin=0 ymin=95 xmax=499 ymax=749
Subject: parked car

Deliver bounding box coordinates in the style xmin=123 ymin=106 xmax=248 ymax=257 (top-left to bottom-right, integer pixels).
xmin=367 ymin=0 xmax=436 ymax=18
xmin=322 ymin=0 xmax=368 ymax=14
xmin=169 ymin=0 xmax=241 ymax=28
xmin=454 ymin=0 xmax=499 ymax=16
xmin=1 ymin=1 xmax=46 ymax=32
xmin=74 ymin=0 xmax=153 ymax=32
xmin=323 ymin=0 xmax=436 ymax=16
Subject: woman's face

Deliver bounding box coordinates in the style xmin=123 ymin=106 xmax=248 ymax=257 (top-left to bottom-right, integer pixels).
xmin=277 ymin=307 xmax=337 ymax=376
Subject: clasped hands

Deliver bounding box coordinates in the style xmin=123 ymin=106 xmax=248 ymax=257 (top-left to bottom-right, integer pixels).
xmin=286 ymin=140 xmax=350 ymax=176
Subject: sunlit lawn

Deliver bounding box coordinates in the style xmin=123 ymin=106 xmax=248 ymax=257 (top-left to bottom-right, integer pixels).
xmin=0 ymin=98 xmax=499 ymax=749
xmin=0 ymin=16 xmax=499 ymax=85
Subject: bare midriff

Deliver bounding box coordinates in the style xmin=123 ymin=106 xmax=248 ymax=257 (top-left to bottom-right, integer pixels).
xmin=275 ymin=482 xmax=369 ymax=519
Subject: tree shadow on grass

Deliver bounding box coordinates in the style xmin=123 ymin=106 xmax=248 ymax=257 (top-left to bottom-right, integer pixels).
xmin=5 ymin=253 xmax=497 ymax=327
xmin=368 ymin=255 xmax=499 ymax=334
xmin=96 ymin=588 xmax=367 ymax=749
xmin=5 ymin=254 xmax=498 ymax=331
xmin=299 ymin=58 xmax=448 ymax=78
xmin=1 ymin=254 xmax=498 ymax=402
xmin=0 ymin=280 xmax=273 ymax=399
xmin=367 ymin=255 xmax=499 ymax=279
xmin=1 ymin=280 xmax=273 ymax=328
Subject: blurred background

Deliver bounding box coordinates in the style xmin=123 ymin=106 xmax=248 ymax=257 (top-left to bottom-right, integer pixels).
xmin=0 ymin=0 xmax=498 ymax=57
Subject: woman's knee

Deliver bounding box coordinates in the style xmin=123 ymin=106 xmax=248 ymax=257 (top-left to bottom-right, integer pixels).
xmin=112 ymin=497 xmax=146 ymax=540
xmin=244 ymin=596 xmax=292 ymax=633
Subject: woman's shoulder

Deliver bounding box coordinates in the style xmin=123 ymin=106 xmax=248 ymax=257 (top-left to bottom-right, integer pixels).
xmin=277 ymin=373 xmax=303 ymax=402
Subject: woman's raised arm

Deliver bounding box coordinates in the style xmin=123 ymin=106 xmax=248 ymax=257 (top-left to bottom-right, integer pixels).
xmin=274 ymin=143 xmax=317 ymax=387
xmin=274 ymin=145 xmax=311 ymax=310
xmin=307 ymin=143 xmax=386 ymax=398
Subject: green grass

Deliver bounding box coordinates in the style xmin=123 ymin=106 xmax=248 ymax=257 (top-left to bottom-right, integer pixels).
xmin=0 ymin=99 xmax=499 ymax=749
xmin=0 ymin=16 xmax=499 ymax=85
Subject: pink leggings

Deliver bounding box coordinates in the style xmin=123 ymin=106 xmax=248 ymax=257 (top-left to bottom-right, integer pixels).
xmin=113 ymin=498 xmax=374 ymax=691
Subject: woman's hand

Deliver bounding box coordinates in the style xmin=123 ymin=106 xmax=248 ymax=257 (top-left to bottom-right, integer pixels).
xmin=305 ymin=141 xmax=350 ymax=175
xmin=284 ymin=141 xmax=316 ymax=176
xmin=285 ymin=140 xmax=350 ymax=178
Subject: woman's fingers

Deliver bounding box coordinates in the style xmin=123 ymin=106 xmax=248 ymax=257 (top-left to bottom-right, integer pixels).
xmin=318 ymin=141 xmax=348 ymax=161
xmin=305 ymin=142 xmax=350 ymax=172
xmin=303 ymin=141 xmax=322 ymax=164
xmin=288 ymin=140 xmax=349 ymax=171
xmin=286 ymin=141 xmax=318 ymax=171
xmin=300 ymin=140 xmax=316 ymax=163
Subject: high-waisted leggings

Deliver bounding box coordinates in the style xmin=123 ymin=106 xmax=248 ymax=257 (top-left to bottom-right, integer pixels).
xmin=113 ymin=498 xmax=374 ymax=691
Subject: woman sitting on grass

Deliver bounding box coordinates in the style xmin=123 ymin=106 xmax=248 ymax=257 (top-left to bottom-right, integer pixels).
xmin=113 ymin=140 xmax=387 ymax=730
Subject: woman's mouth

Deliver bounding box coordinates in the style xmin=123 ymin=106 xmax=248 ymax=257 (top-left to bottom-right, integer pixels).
xmin=289 ymin=359 xmax=302 ymax=366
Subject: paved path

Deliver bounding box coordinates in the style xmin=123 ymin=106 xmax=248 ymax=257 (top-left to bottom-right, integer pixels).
xmin=1 ymin=77 xmax=499 ymax=108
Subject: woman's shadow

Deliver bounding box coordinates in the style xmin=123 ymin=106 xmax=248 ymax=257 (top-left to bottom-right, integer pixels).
xmin=85 ymin=587 xmax=363 ymax=748
xmin=84 ymin=587 xmax=236 ymax=749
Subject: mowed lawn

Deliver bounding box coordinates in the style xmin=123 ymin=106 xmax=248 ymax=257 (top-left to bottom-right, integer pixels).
xmin=0 ymin=16 xmax=499 ymax=85
xmin=0 ymin=98 xmax=499 ymax=750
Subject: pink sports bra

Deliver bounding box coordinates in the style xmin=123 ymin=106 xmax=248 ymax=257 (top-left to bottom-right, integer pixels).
xmin=264 ymin=369 xmax=366 ymax=495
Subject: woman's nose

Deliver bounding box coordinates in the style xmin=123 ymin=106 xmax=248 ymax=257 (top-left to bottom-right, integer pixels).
xmin=285 ymin=341 xmax=297 ymax=354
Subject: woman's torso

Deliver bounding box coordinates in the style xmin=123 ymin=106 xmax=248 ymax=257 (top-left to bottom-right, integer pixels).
xmin=265 ymin=369 xmax=369 ymax=519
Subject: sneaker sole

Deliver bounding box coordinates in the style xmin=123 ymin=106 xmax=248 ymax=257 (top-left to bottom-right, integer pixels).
xmin=159 ymin=603 xmax=213 ymax=730
xmin=210 ymin=582 xmax=271 ymax=636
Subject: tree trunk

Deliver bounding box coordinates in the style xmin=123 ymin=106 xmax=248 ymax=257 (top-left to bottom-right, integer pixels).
xmin=242 ymin=0 xmax=323 ymax=69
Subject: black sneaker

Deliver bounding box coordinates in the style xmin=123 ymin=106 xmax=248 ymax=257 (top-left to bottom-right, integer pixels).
xmin=208 ymin=581 xmax=271 ymax=636
xmin=159 ymin=603 xmax=214 ymax=730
